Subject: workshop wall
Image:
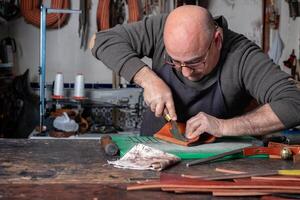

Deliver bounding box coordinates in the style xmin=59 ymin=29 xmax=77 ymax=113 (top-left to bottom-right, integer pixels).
xmin=277 ymin=1 xmax=300 ymax=75
xmin=209 ymin=0 xmax=263 ymax=47
xmin=2 ymin=0 xmax=299 ymax=84
xmin=6 ymin=1 xmax=109 ymax=84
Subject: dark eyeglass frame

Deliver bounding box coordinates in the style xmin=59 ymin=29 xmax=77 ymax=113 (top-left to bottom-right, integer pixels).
xmin=165 ymin=25 xmax=218 ymax=72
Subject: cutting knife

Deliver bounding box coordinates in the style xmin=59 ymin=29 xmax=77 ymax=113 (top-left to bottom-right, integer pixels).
xmin=164 ymin=114 xmax=188 ymax=142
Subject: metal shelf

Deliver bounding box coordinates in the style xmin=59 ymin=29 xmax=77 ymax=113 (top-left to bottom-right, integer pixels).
xmin=0 ymin=63 xmax=13 ymax=68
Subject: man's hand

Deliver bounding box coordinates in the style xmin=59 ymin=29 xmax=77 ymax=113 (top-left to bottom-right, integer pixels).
xmin=185 ymin=112 xmax=224 ymax=139
xmin=133 ymin=66 xmax=177 ymax=120
xmin=185 ymin=104 xmax=285 ymax=139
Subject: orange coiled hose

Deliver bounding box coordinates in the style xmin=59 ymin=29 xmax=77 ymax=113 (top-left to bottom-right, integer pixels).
xmin=20 ymin=0 xmax=70 ymax=28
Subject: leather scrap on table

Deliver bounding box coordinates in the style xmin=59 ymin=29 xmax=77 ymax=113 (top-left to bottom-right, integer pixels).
xmin=127 ymin=173 xmax=300 ymax=197
xmin=154 ymin=122 xmax=216 ymax=146
xmin=107 ymin=144 xmax=180 ymax=171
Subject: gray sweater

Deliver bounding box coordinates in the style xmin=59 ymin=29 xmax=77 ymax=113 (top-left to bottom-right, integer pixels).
xmin=92 ymin=14 xmax=300 ymax=128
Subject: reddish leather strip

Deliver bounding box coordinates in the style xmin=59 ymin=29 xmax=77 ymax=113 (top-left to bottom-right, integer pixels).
xmin=268 ymin=142 xmax=300 ymax=155
xmin=127 ymin=173 xmax=300 ymax=191
xmin=242 ymin=142 xmax=300 ymax=157
xmin=243 ymin=147 xmax=282 ymax=156
xmin=164 ymin=187 xmax=300 ymax=196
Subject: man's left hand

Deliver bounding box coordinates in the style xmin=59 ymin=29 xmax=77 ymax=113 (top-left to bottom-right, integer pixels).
xmin=185 ymin=112 xmax=224 ymax=139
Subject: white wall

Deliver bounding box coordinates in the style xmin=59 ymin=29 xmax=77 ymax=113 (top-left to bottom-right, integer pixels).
xmin=2 ymin=0 xmax=299 ymax=83
xmin=8 ymin=0 xmax=112 ymax=84
xmin=209 ymin=0 xmax=263 ymax=47
xmin=278 ymin=1 xmax=300 ymax=74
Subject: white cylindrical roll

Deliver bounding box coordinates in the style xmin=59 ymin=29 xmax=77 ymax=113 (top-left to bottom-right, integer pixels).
xmin=53 ymin=72 xmax=64 ymax=97
xmin=74 ymin=73 xmax=85 ymax=98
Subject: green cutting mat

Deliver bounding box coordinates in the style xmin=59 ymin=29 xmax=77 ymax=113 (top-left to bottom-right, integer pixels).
xmin=110 ymin=134 xmax=265 ymax=160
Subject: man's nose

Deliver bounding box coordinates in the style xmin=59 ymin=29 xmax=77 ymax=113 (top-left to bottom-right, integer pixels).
xmin=181 ymin=66 xmax=194 ymax=77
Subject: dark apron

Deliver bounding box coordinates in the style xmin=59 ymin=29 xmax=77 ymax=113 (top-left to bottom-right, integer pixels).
xmin=140 ymin=64 xmax=228 ymax=136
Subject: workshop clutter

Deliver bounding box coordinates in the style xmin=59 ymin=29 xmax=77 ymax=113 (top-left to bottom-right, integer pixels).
xmin=53 ymin=112 xmax=79 ymax=132
xmin=43 ymin=78 xmax=145 ymax=137
xmin=73 ymin=73 xmax=85 ymax=100
xmin=53 ymin=72 xmax=64 ymax=98
xmin=52 ymin=72 xmax=86 ymax=99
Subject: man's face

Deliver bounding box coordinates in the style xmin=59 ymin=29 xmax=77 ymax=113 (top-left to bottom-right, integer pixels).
xmin=165 ymin=30 xmax=220 ymax=81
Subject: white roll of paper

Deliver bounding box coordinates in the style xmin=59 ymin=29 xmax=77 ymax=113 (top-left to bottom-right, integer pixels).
xmin=74 ymin=73 xmax=85 ymax=98
xmin=53 ymin=72 xmax=64 ymax=97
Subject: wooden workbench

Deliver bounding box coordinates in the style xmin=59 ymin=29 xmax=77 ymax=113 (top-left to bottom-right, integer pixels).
xmin=0 ymin=139 xmax=299 ymax=199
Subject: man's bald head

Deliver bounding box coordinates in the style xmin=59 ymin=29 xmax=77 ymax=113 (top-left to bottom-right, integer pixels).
xmin=164 ymin=6 xmax=215 ymax=59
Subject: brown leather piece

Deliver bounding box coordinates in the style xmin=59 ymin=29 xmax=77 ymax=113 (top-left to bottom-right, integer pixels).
xmin=127 ymin=173 xmax=300 ymax=196
xmin=268 ymin=142 xmax=300 ymax=155
xmin=154 ymin=122 xmax=216 ymax=146
xmin=243 ymin=147 xmax=283 ymax=157
xmin=252 ymin=175 xmax=300 ymax=181
xmin=49 ymin=130 xmax=75 ymax=138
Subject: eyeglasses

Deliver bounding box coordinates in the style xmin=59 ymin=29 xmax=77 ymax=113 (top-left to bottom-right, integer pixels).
xmin=165 ymin=28 xmax=217 ymax=72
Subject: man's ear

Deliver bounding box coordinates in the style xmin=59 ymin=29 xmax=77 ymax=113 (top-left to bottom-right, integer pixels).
xmin=215 ymin=30 xmax=223 ymax=50
xmin=88 ymin=33 xmax=96 ymax=50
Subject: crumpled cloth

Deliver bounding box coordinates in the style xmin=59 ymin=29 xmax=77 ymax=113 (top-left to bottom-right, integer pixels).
xmin=107 ymin=144 xmax=180 ymax=171
xmin=53 ymin=112 xmax=78 ymax=132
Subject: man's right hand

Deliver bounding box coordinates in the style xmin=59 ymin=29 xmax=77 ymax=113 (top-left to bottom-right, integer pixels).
xmin=133 ymin=66 xmax=177 ymax=120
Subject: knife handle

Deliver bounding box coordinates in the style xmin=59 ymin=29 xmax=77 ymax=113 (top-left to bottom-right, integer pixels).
xmin=164 ymin=113 xmax=172 ymax=122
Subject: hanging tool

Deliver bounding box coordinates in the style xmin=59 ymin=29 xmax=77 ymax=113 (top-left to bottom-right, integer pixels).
xmin=78 ymin=0 xmax=90 ymax=50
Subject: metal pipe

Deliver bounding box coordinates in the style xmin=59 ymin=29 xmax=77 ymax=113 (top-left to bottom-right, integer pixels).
xmin=39 ymin=5 xmax=47 ymax=132
xmin=38 ymin=6 xmax=81 ymax=132
xmin=47 ymin=8 xmax=81 ymax=14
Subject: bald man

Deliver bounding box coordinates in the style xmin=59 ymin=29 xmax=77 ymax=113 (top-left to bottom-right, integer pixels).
xmin=92 ymin=6 xmax=300 ymax=139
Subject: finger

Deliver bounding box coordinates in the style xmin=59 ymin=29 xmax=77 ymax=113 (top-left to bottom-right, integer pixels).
xmin=144 ymin=100 xmax=150 ymax=107
xmin=190 ymin=126 xmax=205 ymax=139
xmin=185 ymin=117 xmax=201 ymax=138
xmin=150 ymin=102 xmax=156 ymax=113
xmin=165 ymin=100 xmax=177 ymax=121
xmin=143 ymin=95 xmax=150 ymax=106
xmin=155 ymin=103 xmax=165 ymax=117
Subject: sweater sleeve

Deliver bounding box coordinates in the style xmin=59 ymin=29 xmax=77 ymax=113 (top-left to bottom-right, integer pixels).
xmin=239 ymin=42 xmax=300 ymax=128
xmin=91 ymin=15 xmax=167 ymax=82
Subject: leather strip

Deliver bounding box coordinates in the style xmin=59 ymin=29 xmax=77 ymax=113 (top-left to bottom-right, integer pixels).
xmin=127 ymin=173 xmax=300 ymax=191
xmin=154 ymin=122 xmax=215 ymax=146
xmin=242 ymin=142 xmax=300 ymax=157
